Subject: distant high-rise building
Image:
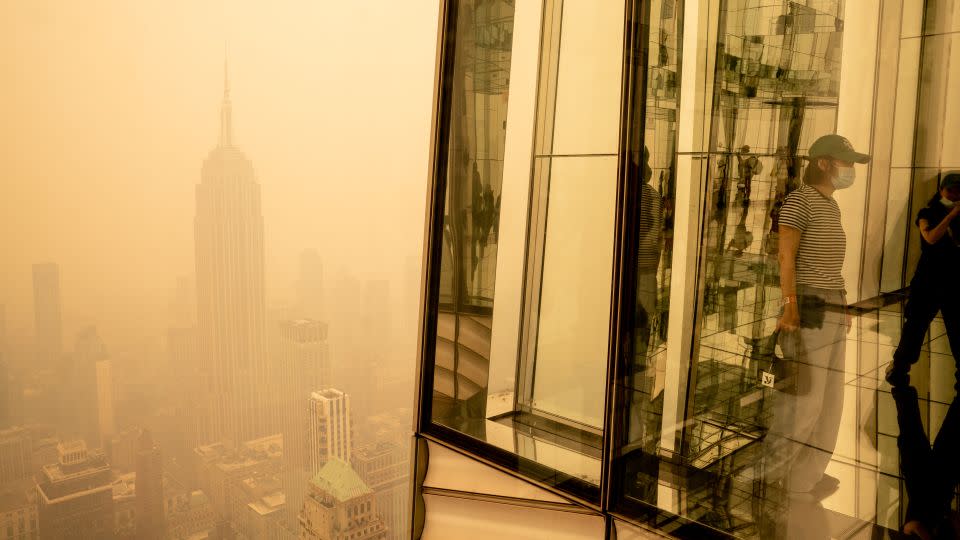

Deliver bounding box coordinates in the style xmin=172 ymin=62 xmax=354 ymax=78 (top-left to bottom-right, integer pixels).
xmin=32 ymin=263 xmax=63 ymax=372
xmin=0 ymin=354 xmax=23 ymax=429
xmin=194 ymin=63 xmax=270 ymax=445
xmin=192 ymin=434 xmax=282 ymax=527
xmin=112 ymin=471 xmax=137 ymax=538
xmin=353 ymin=441 xmax=410 ymax=540
xmin=169 ymin=275 xmax=197 ymax=327
xmin=96 ymin=359 xmax=116 ymax=448
xmin=277 ymin=320 xmax=330 ymax=531
xmin=336 ymin=279 xmax=391 ymax=420
xmin=165 ymin=489 xmax=216 ymax=539
xmin=37 ymin=441 xmax=114 ymax=539
xmin=108 ymin=427 xmax=139 ymax=473
xmin=71 ymin=326 xmax=107 ymax=447
xmin=297 ymin=249 xmax=325 ymax=321
xmin=0 ymin=304 xmax=6 ymax=351
xmin=0 ymin=426 xmax=32 ymax=485
xmin=136 ymin=430 xmax=165 ymax=540
xmin=307 ymin=389 xmax=352 ymax=475
xmin=298 ymin=458 xmax=387 ymax=540
xmin=166 ymin=327 xmax=204 ymax=454
xmin=0 ymin=479 xmax=38 ymax=540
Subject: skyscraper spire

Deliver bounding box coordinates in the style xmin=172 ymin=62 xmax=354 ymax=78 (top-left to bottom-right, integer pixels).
xmin=220 ymin=53 xmax=233 ymax=148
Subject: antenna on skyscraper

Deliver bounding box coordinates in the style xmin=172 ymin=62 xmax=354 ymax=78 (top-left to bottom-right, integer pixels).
xmin=220 ymin=43 xmax=233 ymax=148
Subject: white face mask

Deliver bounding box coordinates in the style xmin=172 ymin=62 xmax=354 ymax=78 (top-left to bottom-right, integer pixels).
xmin=831 ymin=165 xmax=856 ymax=190
xmin=942 ymin=197 xmax=957 ymax=208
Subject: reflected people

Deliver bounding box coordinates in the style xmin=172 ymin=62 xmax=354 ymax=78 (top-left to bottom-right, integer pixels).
xmin=761 ymin=135 xmax=870 ymax=534
xmin=736 ymin=145 xmax=763 ymax=205
xmin=886 ymin=171 xmax=960 ymax=538
xmin=886 ymin=171 xmax=960 ymax=388
xmin=636 ymin=147 xmax=663 ymax=359
xmin=623 ymin=147 xmax=666 ymax=505
xmin=627 ymin=147 xmax=664 ymax=444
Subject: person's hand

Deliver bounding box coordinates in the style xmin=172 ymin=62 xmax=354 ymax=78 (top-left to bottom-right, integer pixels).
xmin=777 ymin=303 xmax=799 ymax=332
xmin=949 ymin=203 xmax=960 ymax=219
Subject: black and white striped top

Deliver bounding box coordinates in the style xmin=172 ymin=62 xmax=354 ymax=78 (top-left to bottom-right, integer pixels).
xmin=778 ymin=184 xmax=846 ymax=290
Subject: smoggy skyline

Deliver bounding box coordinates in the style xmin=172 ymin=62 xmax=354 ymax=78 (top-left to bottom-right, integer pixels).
xmin=0 ymin=1 xmax=438 ymax=347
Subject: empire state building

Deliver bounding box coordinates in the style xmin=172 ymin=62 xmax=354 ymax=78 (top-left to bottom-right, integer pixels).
xmin=194 ymin=67 xmax=270 ymax=444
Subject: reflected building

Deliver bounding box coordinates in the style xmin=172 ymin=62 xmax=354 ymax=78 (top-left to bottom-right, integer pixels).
xmin=194 ymin=64 xmax=271 ymax=445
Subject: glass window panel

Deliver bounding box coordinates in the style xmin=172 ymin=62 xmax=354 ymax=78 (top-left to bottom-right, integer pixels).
xmin=611 ymin=0 xmax=683 ymax=516
xmin=914 ymin=34 xmax=951 ymax=169
xmin=424 ymin=0 xmax=617 ymax=503
xmin=880 ymin=169 xmax=912 ymax=292
xmin=429 ymin=0 xmax=517 ymax=436
xmin=529 ymin=155 xmax=618 ymax=429
xmin=901 ymin=0 xmax=925 ymax=37
xmin=923 ymin=0 xmax=960 ymax=35
xmin=551 ymin=0 xmax=626 ymax=156
xmin=941 ymin=34 xmax=960 ymax=168
xmin=890 ymin=38 xmax=921 ymax=169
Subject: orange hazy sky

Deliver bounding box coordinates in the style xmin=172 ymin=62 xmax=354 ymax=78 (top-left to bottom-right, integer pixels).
xmin=0 ymin=1 xmax=439 ymax=344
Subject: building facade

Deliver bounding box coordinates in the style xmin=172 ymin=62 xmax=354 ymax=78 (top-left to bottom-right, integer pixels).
xmin=31 ymin=263 xmax=62 ymax=374
xmin=194 ymin=68 xmax=271 ymax=445
xmin=36 ymin=441 xmax=114 ymax=539
xmin=135 ymin=430 xmax=165 ymax=540
xmin=0 ymin=480 xmax=38 ymax=540
xmin=278 ymin=320 xmax=332 ymax=533
xmin=298 ymin=459 xmax=387 ymax=540
xmin=0 ymin=427 xmax=31 ymax=486
xmin=352 ymin=441 xmax=408 ymax=540
xmin=307 ymin=389 xmax=352 ymax=475
xmin=412 ymin=0 xmax=960 ymax=538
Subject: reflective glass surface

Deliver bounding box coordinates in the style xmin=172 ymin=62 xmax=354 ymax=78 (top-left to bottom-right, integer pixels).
xmin=422 ymin=0 xmax=960 ymax=536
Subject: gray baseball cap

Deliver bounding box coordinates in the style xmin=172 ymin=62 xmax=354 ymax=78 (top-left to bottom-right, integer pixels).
xmin=807 ymin=134 xmax=870 ymax=164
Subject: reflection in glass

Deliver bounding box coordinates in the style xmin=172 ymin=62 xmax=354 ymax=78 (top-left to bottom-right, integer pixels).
xmin=614 ymin=0 xmax=681 ymax=513
xmin=431 ymin=0 xmax=515 ymax=436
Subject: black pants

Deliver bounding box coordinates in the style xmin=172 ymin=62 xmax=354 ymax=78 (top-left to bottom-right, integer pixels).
xmin=892 ymin=385 xmax=960 ymax=525
xmin=891 ymin=284 xmax=960 ymax=389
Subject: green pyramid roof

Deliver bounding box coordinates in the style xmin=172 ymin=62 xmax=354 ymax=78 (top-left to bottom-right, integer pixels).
xmin=310 ymin=459 xmax=372 ymax=502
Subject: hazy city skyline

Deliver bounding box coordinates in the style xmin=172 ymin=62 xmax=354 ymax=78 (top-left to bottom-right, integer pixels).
xmin=0 ymin=2 xmax=438 ymax=350
xmin=1 ymin=3 xmax=438 ymax=538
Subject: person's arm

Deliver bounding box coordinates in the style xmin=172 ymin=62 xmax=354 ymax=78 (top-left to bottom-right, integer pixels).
xmin=777 ymin=225 xmax=801 ymax=331
xmin=919 ymin=205 xmax=960 ymax=244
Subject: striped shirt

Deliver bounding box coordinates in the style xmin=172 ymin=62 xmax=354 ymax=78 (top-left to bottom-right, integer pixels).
xmin=637 ymin=183 xmax=663 ymax=271
xmin=778 ymin=184 xmax=846 ymax=289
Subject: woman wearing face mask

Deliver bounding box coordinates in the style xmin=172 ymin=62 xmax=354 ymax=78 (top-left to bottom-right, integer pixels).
xmin=761 ymin=135 xmax=869 ymax=530
xmin=887 ymin=171 xmax=960 ymax=387
xmin=885 ymin=172 xmax=960 ymax=539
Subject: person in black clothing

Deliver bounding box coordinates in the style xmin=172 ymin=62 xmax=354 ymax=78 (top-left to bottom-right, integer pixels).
xmin=886 ymin=171 xmax=960 ymax=538
xmin=886 ymin=171 xmax=960 ymax=387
